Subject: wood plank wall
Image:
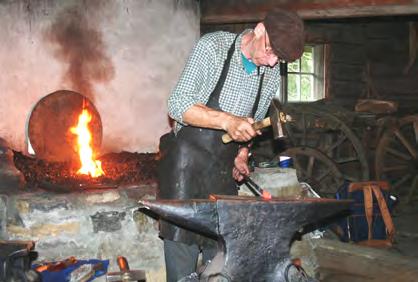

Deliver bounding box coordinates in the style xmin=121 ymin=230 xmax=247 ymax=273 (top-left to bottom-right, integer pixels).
xmin=201 ymin=18 xmax=418 ymax=112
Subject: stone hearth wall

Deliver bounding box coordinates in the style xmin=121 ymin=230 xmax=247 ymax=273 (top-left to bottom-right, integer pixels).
xmin=2 ymin=185 xmax=165 ymax=280
xmin=0 ymin=141 xmax=165 ymax=280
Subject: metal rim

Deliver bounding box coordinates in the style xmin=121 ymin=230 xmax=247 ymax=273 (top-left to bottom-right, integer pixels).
xmin=28 ymin=90 xmax=102 ymax=162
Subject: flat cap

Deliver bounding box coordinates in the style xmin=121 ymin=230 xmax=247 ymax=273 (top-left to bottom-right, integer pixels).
xmin=264 ymin=9 xmax=305 ymax=62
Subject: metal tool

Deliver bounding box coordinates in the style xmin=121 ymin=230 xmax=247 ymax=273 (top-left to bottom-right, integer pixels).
xmin=139 ymin=195 xmax=351 ymax=281
xmin=222 ymin=98 xmax=290 ymax=143
xmin=0 ymin=240 xmax=41 ymax=282
xmin=70 ymin=262 xmax=105 ymax=282
xmin=35 ymin=256 xmax=77 ymax=272
xmin=243 ymin=175 xmax=272 ymax=199
xmin=106 ymin=256 xmax=146 ymax=282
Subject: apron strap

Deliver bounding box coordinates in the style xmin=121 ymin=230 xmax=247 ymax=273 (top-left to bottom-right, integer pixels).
xmin=206 ymin=35 xmax=239 ymax=108
xmin=251 ymin=72 xmax=265 ymax=118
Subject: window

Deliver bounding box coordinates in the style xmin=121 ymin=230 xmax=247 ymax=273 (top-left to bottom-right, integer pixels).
xmin=287 ymin=45 xmax=326 ymax=102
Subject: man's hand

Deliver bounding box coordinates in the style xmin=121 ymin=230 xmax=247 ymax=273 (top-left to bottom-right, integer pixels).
xmin=222 ymin=115 xmax=261 ymax=142
xmin=233 ymin=147 xmax=250 ymax=182
xmin=182 ymin=104 xmax=260 ymax=143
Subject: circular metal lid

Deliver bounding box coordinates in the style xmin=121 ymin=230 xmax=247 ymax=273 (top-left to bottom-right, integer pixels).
xmin=28 ymin=90 xmax=102 ymax=162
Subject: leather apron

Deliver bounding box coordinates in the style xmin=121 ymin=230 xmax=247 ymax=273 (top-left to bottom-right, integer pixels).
xmin=158 ymin=36 xmax=264 ymax=246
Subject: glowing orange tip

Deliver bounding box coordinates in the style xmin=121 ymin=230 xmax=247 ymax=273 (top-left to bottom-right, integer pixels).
xmin=262 ymin=190 xmax=272 ymax=200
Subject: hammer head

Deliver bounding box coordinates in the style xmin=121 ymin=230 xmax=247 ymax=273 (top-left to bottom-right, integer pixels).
xmin=270 ymin=98 xmax=288 ymax=139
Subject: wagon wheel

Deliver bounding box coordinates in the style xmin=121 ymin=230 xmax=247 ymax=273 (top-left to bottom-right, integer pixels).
xmin=375 ymin=115 xmax=418 ymax=202
xmin=283 ymin=104 xmax=369 ymax=182
xmin=273 ymin=147 xmax=345 ymax=198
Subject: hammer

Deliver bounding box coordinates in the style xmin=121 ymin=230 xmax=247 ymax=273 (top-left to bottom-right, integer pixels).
xmin=222 ymin=98 xmax=289 ymax=143
xmin=106 ymin=256 xmax=146 ymax=282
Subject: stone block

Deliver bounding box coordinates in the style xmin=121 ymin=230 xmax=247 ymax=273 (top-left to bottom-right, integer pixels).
xmin=90 ymin=211 xmax=126 ymax=233
xmin=7 ymin=221 xmax=80 ymax=240
xmin=85 ymin=191 xmax=121 ymax=204
xmin=240 ymin=167 xmax=302 ymax=197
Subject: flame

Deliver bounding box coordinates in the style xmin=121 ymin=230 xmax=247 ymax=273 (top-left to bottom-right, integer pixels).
xmin=70 ymin=108 xmax=104 ymax=177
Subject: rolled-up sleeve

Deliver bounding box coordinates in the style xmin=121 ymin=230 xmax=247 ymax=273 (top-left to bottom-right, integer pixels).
xmin=168 ymin=35 xmax=215 ymax=125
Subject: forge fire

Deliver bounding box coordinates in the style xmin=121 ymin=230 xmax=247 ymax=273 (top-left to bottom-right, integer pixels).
xmin=70 ymin=107 xmax=105 ymax=178
xmin=12 ymin=90 xmax=158 ymax=191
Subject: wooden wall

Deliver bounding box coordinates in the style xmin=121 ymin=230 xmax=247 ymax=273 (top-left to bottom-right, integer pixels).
xmin=201 ymin=18 xmax=418 ymax=112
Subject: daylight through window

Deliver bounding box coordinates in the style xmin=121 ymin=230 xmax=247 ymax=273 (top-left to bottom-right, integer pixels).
xmin=287 ymin=45 xmax=325 ymax=102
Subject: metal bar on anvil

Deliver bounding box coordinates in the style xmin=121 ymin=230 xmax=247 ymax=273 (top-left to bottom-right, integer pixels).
xmin=138 ymin=195 xmax=351 ymax=281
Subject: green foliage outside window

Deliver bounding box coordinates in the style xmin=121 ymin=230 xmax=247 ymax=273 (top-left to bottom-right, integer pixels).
xmin=288 ymin=46 xmax=315 ymax=102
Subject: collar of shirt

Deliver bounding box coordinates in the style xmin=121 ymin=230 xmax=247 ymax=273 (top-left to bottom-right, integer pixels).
xmin=241 ymin=52 xmax=257 ymax=74
xmin=235 ymin=29 xmax=266 ymax=76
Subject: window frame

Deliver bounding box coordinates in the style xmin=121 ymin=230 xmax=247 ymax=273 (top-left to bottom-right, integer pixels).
xmin=286 ymin=44 xmax=328 ymax=103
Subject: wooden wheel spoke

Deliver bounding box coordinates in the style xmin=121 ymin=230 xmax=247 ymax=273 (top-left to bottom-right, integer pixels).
xmin=407 ymin=176 xmax=418 ymax=202
xmin=324 ymin=134 xmax=348 ymax=155
xmin=393 ymin=174 xmax=412 ymax=190
xmin=385 ymin=147 xmax=412 ymax=161
xmin=307 ymin=156 xmax=315 ymax=177
xmin=278 ymin=147 xmax=344 ymax=198
xmin=382 ymin=165 xmax=409 ymax=172
xmin=316 ymin=168 xmax=333 ymax=181
xmin=394 ymin=129 xmax=417 ymax=159
xmin=334 ymin=157 xmax=359 ymax=164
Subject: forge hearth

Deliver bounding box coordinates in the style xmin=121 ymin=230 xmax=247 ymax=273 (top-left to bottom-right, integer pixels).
xmin=13 ymin=150 xmax=158 ymax=192
xmin=0 ymin=143 xmax=164 ymax=279
xmin=12 ymin=90 xmax=159 ymax=192
xmin=0 ymin=134 xmax=164 ymax=281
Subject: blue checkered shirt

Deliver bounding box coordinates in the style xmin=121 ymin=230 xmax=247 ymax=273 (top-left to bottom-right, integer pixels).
xmin=168 ymin=30 xmax=281 ymax=133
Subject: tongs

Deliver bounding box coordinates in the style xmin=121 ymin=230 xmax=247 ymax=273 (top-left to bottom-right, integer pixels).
xmin=243 ymin=176 xmax=272 ymax=200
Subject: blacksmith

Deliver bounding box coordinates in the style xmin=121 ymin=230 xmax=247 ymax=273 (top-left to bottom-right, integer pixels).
xmin=158 ymin=9 xmax=305 ymax=282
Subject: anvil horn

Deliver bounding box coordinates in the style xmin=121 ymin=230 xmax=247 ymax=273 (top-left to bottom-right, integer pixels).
xmin=138 ymin=199 xmax=218 ymax=238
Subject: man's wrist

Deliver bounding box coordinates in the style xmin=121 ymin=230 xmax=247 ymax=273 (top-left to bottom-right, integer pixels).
xmin=237 ymin=145 xmax=250 ymax=158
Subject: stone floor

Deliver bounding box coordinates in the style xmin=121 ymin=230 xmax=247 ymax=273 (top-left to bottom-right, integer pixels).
xmin=289 ymin=200 xmax=418 ymax=282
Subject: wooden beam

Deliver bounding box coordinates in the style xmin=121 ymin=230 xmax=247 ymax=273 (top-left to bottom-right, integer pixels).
xmin=201 ymin=0 xmax=418 ymax=24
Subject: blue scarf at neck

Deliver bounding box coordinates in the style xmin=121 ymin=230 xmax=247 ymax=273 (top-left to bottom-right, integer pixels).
xmin=241 ymin=52 xmax=256 ymax=74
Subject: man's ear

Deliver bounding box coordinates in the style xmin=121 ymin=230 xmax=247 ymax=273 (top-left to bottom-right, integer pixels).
xmin=254 ymin=22 xmax=266 ymax=39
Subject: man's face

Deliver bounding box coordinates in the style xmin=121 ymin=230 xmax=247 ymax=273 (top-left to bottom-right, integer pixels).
xmin=251 ymin=31 xmax=279 ymax=67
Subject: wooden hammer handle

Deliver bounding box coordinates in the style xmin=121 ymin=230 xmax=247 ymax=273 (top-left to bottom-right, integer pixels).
xmin=222 ymin=117 xmax=271 ymax=144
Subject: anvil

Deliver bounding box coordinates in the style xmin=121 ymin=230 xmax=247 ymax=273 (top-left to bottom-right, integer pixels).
xmin=139 ymin=195 xmax=351 ymax=281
